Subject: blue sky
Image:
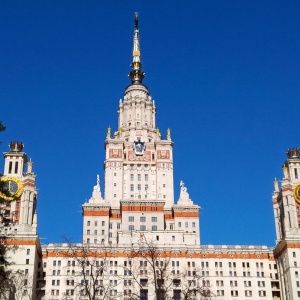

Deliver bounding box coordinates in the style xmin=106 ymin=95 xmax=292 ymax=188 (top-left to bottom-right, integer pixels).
xmin=1 ymin=1 xmax=300 ymax=246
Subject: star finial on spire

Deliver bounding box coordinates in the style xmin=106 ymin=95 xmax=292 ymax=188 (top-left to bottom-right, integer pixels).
xmin=128 ymin=12 xmax=145 ymax=84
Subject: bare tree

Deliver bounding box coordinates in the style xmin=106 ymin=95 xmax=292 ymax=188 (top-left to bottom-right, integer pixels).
xmin=180 ymin=267 xmax=214 ymax=300
xmin=124 ymin=236 xmax=214 ymax=300
xmin=9 ymin=270 xmax=33 ymax=300
xmin=124 ymin=236 xmax=179 ymax=300
xmin=0 ymin=240 xmax=22 ymax=300
xmin=63 ymin=240 xmax=122 ymax=300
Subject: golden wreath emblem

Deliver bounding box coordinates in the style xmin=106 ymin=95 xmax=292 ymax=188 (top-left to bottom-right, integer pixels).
xmin=294 ymin=183 xmax=300 ymax=204
xmin=0 ymin=176 xmax=23 ymax=201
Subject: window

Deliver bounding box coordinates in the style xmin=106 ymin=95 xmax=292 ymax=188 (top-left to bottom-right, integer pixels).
xmin=87 ymin=230 xmax=90 ymax=235
xmin=129 ymin=216 xmax=134 ymax=222
xmin=129 ymin=225 xmax=134 ymax=231
xmin=15 ymin=162 xmax=18 ymax=173
xmin=178 ymin=222 xmax=181 ymax=228
xmin=185 ymin=222 xmax=188 ymax=228
xmin=87 ymin=238 xmax=90 ymax=244
xmin=102 ymin=221 xmax=105 ymax=226
xmin=172 ymin=236 xmax=175 ymax=241
xmin=8 ymin=162 xmax=12 ymax=173
xmin=94 ymin=230 xmax=97 ymax=235
xmin=258 ymin=291 xmax=266 ymax=297
xmin=140 ymin=225 xmax=146 ymax=231
xmin=293 ymin=252 xmax=296 ymax=258
xmin=152 ymin=225 xmax=157 ymax=231
xmin=244 ymin=281 xmax=251 ymax=287
xmin=114 ymin=194 xmax=116 ymax=198
xmin=192 ymin=222 xmax=195 ymax=227
xmin=216 ymin=280 xmax=224 ymax=287
xmin=145 ymin=184 xmax=148 ymax=191
xmin=109 ymin=232 xmax=112 ymax=238
xmin=230 ymin=280 xmax=238 ymax=287
xmin=130 ymin=184 xmax=134 ymax=191
xmin=114 ymin=183 xmax=116 ymax=187
xmin=117 ymin=223 xmax=120 ymax=229
xmin=53 ymin=261 xmax=56 ymax=267
xmin=138 ymin=184 xmax=141 ymax=191
xmin=58 ymin=261 xmax=61 ymax=266
xmin=231 ymin=290 xmax=238 ymax=297
xmin=138 ymin=174 xmax=141 ymax=181
xmin=130 ymin=174 xmax=134 ymax=181
xmin=145 ymin=174 xmax=148 ymax=181
xmin=109 ymin=223 xmax=113 ymax=229
xmin=163 ymin=184 xmax=165 ymax=188
xmin=152 ymin=217 xmax=157 ymax=222
xmin=26 ymin=249 xmax=30 ymax=255
xmin=87 ymin=221 xmax=90 ymax=226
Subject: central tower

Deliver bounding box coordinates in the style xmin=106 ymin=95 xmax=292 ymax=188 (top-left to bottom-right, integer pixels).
xmin=82 ymin=13 xmax=200 ymax=247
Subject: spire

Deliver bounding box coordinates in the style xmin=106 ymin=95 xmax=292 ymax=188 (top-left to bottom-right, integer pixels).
xmin=128 ymin=12 xmax=145 ymax=84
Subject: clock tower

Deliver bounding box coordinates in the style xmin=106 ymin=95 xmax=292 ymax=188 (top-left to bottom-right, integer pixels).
xmin=273 ymin=148 xmax=300 ymax=300
xmin=0 ymin=142 xmax=40 ymax=300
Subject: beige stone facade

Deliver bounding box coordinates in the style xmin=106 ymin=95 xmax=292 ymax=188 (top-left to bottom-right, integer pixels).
xmin=2 ymin=13 xmax=300 ymax=300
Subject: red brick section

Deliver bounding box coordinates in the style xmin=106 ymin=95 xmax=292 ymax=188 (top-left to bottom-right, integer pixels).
xmin=274 ymin=242 xmax=300 ymax=259
xmin=43 ymin=250 xmax=274 ymax=260
xmin=164 ymin=214 xmax=173 ymax=220
xmin=121 ymin=205 xmax=164 ymax=212
xmin=83 ymin=210 xmax=109 ymax=216
xmin=174 ymin=211 xmax=198 ymax=218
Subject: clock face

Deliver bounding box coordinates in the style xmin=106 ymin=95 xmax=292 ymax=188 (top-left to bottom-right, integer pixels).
xmin=0 ymin=177 xmax=23 ymax=201
xmin=294 ymin=184 xmax=300 ymax=204
xmin=3 ymin=180 xmax=18 ymax=194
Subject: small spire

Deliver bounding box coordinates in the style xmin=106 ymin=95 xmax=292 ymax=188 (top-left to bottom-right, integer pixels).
xmin=128 ymin=12 xmax=145 ymax=84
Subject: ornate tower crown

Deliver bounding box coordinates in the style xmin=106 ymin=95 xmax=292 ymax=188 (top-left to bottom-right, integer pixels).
xmin=286 ymin=148 xmax=300 ymax=159
xmin=9 ymin=141 xmax=24 ymax=152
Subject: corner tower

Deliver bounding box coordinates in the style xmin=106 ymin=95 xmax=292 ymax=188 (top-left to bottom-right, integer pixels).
xmin=273 ymin=148 xmax=300 ymax=300
xmin=0 ymin=142 xmax=40 ymax=300
xmin=1 ymin=142 xmax=38 ymax=234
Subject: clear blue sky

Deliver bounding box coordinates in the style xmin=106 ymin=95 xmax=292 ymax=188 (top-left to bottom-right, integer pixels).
xmin=1 ymin=1 xmax=300 ymax=246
